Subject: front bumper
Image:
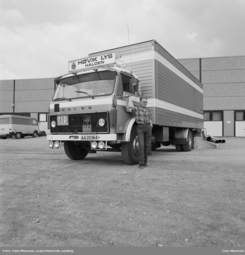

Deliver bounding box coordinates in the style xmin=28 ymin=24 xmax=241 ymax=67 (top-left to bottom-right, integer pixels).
xmin=47 ymin=134 xmax=117 ymax=141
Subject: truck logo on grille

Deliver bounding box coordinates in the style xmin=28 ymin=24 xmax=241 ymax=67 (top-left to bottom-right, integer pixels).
xmin=83 ymin=116 xmax=91 ymax=124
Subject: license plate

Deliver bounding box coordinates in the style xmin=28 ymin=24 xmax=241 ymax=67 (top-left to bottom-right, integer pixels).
xmin=57 ymin=115 xmax=69 ymax=126
xmin=83 ymin=125 xmax=91 ymax=132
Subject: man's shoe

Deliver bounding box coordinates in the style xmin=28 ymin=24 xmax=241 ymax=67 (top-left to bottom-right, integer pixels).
xmin=138 ymin=165 xmax=144 ymax=169
xmin=144 ymin=163 xmax=150 ymax=167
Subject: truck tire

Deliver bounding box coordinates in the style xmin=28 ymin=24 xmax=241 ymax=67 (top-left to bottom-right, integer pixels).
xmin=15 ymin=133 xmax=22 ymax=139
xmin=121 ymin=125 xmax=139 ymax=165
xmin=33 ymin=131 xmax=38 ymax=138
xmin=175 ymin=144 xmax=183 ymax=151
xmin=182 ymin=130 xmax=193 ymax=152
xmin=152 ymin=142 xmax=161 ymax=151
xmin=64 ymin=141 xmax=89 ymax=160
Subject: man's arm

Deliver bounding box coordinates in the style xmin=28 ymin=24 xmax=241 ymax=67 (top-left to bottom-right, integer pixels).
xmin=126 ymin=98 xmax=137 ymax=116
xmin=125 ymin=98 xmax=133 ymax=113
xmin=149 ymin=110 xmax=153 ymax=127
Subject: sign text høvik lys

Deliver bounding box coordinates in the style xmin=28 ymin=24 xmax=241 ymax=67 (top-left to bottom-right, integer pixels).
xmin=69 ymin=53 xmax=116 ymax=72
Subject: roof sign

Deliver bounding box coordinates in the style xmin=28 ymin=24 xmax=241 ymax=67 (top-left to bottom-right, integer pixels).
xmin=68 ymin=53 xmax=116 ymax=72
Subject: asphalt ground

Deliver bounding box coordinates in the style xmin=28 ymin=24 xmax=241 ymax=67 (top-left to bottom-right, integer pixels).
xmin=0 ymin=136 xmax=245 ymax=247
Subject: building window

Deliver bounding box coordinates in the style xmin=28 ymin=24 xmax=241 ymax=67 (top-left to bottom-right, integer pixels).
xmin=204 ymin=111 xmax=223 ymax=121
xmin=39 ymin=113 xmax=47 ymax=122
xmin=212 ymin=111 xmax=222 ymax=121
xmin=235 ymin=111 xmax=245 ymax=121
xmin=204 ymin=111 xmax=211 ymax=121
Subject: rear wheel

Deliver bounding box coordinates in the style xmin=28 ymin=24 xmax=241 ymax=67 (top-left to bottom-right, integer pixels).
xmin=152 ymin=142 xmax=161 ymax=151
xmin=64 ymin=141 xmax=89 ymax=160
xmin=175 ymin=144 xmax=183 ymax=151
xmin=182 ymin=130 xmax=193 ymax=151
xmin=121 ymin=126 xmax=139 ymax=165
xmin=33 ymin=131 xmax=38 ymax=138
xmin=15 ymin=133 xmax=22 ymax=139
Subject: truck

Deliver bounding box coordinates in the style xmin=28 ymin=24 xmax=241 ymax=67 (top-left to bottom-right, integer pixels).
xmin=0 ymin=115 xmax=40 ymax=139
xmin=47 ymin=40 xmax=203 ymax=164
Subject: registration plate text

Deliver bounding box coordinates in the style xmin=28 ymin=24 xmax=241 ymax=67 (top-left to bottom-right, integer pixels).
xmin=83 ymin=125 xmax=91 ymax=132
xmin=57 ymin=115 xmax=69 ymax=126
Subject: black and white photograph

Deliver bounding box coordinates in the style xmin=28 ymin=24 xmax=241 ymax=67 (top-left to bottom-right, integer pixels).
xmin=0 ymin=0 xmax=245 ymax=254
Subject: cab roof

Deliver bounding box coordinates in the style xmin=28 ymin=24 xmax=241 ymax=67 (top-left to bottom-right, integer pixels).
xmin=57 ymin=66 xmax=139 ymax=81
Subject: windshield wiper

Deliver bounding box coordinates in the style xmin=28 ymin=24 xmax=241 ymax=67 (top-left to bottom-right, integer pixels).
xmin=54 ymin=97 xmax=72 ymax=102
xmin=75 ymin=91 xmax=94 ymax=99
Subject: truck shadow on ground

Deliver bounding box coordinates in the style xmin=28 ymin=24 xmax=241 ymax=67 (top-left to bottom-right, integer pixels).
xmin=153 ymin=148 xmax=178 ymax=153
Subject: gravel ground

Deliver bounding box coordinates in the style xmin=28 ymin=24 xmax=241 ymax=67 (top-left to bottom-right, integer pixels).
xmin=0 ymin=136 xmax=245 ymax=247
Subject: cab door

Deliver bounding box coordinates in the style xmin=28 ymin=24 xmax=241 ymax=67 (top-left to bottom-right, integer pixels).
xmin=116 ymin=73 xmax=139 ymax=133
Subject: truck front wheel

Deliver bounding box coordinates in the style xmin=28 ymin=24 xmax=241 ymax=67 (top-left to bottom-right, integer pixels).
xmin=121 ymin=126 xmax=139 ymax=165
xmin=64 ymin=141 xmax=89 ymax=160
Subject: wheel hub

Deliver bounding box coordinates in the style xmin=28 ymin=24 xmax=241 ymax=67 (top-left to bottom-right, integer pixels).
xmin=133 ymin=136 xmax=139 ymax=155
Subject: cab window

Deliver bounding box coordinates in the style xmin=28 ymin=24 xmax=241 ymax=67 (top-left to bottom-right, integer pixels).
xmin=121 ymin=73 xmax=134 ymax=94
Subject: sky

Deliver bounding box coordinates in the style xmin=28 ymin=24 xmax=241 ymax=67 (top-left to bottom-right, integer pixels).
xmin=0 ymin=0 xmax=245 ymax=80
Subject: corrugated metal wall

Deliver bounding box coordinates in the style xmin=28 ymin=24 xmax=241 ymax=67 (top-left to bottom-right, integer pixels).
xmin=202 ymin=56 xmax=245 ymax=110
xmin=15 ymin=78 xmax=54 ymax=112
xmin=0 ymin=80 xmax=14 ymax=113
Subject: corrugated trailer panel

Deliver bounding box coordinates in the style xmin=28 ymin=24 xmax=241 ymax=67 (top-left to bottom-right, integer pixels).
xmin=154 ymin=41 xmax=203 ymax=128
xmin=156 ymin=61 xmax=202 ymax=111
xmin=157 ymin=108 xmax=203 ymax=129
xmin=90 ymin=41 xmax=154 ymax=57
xmin=124 ymin=60 xmax=154 ymax=99
xmin=155 ymin=42 xmax=203 ymax=90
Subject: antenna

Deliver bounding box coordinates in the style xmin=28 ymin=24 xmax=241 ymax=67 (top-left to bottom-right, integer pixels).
xmin=127 ymin=22 xmax=132 ymax=71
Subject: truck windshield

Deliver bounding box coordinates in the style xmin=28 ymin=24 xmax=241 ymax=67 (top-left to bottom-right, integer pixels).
xmin=53 ymin=71 xmax=116 ymax=101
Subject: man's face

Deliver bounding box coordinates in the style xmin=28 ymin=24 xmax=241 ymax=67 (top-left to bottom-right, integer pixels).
xmin=141 ymin=99 xmax=148 ymax=107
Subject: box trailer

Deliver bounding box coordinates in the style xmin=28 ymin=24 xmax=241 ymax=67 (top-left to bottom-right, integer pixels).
xmin=47 ymin=40 xmax=203 ymax=164
xmin=0 ymin=115 xmax=40 ymax=139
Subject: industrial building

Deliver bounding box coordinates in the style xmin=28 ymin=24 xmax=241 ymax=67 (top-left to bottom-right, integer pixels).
xmin=0 ymin=43 xmax=245 ymax=137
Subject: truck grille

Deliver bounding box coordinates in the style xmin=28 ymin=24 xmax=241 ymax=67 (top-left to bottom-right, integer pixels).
xmin=50 ymin=112 xmax=109 ymax=133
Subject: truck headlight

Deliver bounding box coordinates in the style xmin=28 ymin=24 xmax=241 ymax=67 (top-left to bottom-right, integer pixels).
xmin=51 ymin=120 xmax=56 ymax=128
xmin=49 ymin=141 xmax=54 ymax=148
xmin=98 ymin=141 xmax=105 ymax=149
xmin=54 ymin=141 xmax=60 ymax=149
xmin=98 ymin=118 xmax=106 ymax=127
xmin=91 ymin=141 xmax=97 ymax=149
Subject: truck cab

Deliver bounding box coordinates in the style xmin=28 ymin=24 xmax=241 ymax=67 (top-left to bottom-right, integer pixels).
xmin=47 ymin=53 xmax=141 ymax=164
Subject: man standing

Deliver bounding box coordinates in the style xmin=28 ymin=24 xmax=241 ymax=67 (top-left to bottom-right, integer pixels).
xmin=128 ymin=97 xmax=153 ymax=169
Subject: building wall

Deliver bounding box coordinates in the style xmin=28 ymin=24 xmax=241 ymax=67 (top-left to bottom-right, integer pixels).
xmin=179 ymin=56 xmax=245 ymax=137
xmin=177 ymin=58 xmax=200 ymax=81
xmin=202 ymin=57 xmax=245 ymax=111
xmin=0 ymin=80 xmax=14 ymax=112
xmin=0 ymin=78 xmax=54 ymax=135
xmin=15 ymin=78 xmax=54 ymax=113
